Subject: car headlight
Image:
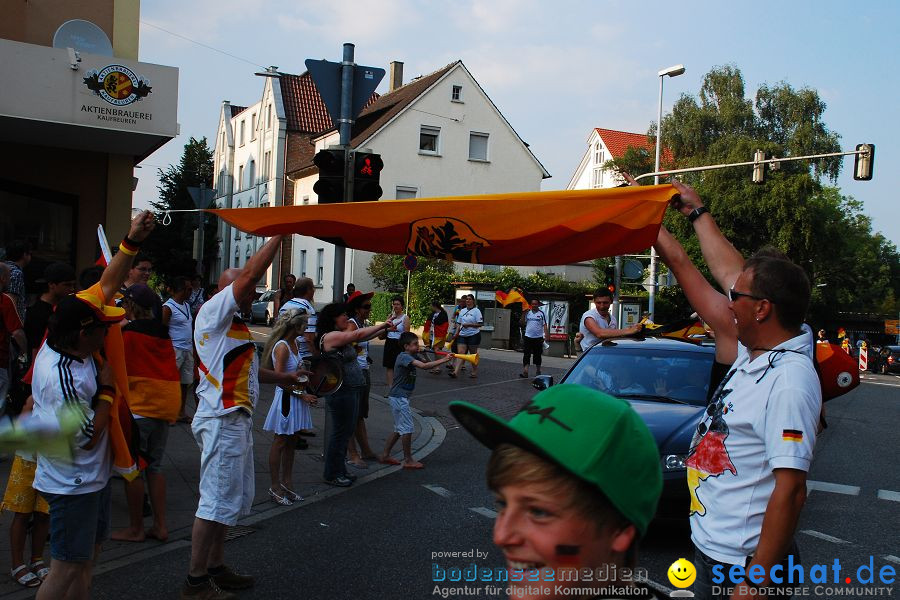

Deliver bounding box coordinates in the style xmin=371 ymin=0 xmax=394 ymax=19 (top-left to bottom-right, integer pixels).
xmin=663 ymin=454 xmax=687 ymax=471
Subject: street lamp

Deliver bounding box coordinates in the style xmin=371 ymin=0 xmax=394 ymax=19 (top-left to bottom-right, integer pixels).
xmin=649 ymin=64 xmax=685 ymax=322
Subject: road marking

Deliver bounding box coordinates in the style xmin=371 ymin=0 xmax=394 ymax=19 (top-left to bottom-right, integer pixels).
xmin=800 ymin=530 xmax=849 ymax=544
xmin=470 ymin=507 xmax=497 ymax=519
xmin=423 ymin=484 xmax=453 ymax=498
xmin=877 ymin=489 xmax=900 ymax=502
xmin=806 ymin=480 xmax=860 ymax=496
xmin=884 ymin=555 xmax=900 ymax=565
xmin=861 ymin=380 xmax=900 ymax=388
xmin=415 ymin=377 xmax=525 ymax=399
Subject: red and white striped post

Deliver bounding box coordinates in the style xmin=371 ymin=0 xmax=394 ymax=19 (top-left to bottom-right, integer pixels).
xmin=858 ymin=342 xmax=868 ymax=372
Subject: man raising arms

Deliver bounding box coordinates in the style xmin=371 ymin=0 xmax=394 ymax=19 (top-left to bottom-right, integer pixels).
xmin=183 ymin=235 xmax=307 ymax=600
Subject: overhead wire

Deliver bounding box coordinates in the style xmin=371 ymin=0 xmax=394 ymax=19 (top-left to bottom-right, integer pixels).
xmin=140 ymin=20 xmax=267 ymax=70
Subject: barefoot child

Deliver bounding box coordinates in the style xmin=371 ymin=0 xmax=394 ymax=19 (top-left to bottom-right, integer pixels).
xmin=379 ymin=332 xmax=451 ymax=469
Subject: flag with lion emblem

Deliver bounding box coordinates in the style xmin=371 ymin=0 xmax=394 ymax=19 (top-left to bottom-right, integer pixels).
xmin=209 ymin=185 xmax=676 ymax=266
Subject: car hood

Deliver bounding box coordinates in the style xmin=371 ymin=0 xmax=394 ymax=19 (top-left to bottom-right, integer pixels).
xmin=626 ymin=400 xmax=704 ymax=454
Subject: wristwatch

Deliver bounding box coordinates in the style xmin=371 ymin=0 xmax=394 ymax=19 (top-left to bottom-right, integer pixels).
xmin=688 ymin=205 xmax=710 ymax=223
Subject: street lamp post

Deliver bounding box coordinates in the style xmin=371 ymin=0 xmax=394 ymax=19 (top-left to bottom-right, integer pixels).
xmin=649 ymin=64 xmax=685 ymax=322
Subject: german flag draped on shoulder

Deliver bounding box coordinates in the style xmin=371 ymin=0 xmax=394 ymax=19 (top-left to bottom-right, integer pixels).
xmin=209 ymin=185 xmax=676 ymax=265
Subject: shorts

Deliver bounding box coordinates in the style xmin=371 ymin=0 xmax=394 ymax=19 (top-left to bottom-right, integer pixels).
xmin=388 ymin=396 xmax=414 ymax=435
xmin=1 ymin=456 xmax=49 ymax=514
xmin=43 ymin=483 xmax=112 ymax=562
xmin=174 ymin=348 xmax=195 ymax=384
xmin=383 ymin=337 xmax=402 ymax=369
xmin=136 ymin=417 xmax=169 ymax=474
xmin=192 ymin=411 xmax=254 ymax=526
xmin=458 ymin=332 xmax=481 ymax=348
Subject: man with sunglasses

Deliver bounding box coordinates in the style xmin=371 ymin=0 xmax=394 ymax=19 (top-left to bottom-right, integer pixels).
xmin=665 ymin=181 xmax=821 ymax=600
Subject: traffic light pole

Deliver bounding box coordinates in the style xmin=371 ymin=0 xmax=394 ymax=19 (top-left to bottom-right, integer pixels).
xmin=332 ymin=43 xmax=356 ymax=302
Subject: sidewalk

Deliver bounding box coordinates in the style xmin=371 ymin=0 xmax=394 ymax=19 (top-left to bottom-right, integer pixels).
xmin=0 ymin=381 xmax=442 ymax=599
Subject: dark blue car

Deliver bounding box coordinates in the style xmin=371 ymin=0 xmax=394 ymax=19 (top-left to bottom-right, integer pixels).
xmin=532 ymin=336 xmax=714 ymax=521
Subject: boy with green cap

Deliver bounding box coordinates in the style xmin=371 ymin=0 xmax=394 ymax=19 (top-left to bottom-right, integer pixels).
xmin=450 ymin=384 xmax=670 ymax=600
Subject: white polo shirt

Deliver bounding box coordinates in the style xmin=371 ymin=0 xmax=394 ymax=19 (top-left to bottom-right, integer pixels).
xmin=687 ymin=329 xmax=821 ymax=564
xmin=279 ymin=297 xmax=317 ymax=358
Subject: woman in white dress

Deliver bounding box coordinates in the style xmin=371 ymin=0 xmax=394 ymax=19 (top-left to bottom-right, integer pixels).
xmin=261 ymin=309 xmax=318 ymax=505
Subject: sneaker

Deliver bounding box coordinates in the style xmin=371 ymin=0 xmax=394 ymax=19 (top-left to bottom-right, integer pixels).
xmin=323 ymin=476 xmax=353 ymax=487
xmin=209 ymin=566 xmax=255 ymax=590
xmin=343 ymin=472 xmax=358 ymax=482
xmin=181 ymin=578 xmax=237 ymax=600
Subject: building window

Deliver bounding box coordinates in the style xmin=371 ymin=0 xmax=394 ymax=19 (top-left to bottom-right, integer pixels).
xmin=451 ymin=85 xmax=463 ymax=102
xmin=316 ymin=249 xmax=324 ymax=285
xmin=239 ymin=120 xmax=245 ymax=146
xmin=469 ymin=132 xmax=489 ymax=161
xmin=263 ymin=151 xmax=271 ymax=180
xmin=248 ymin=160 xmax=255 ymax=187
xmin=251 ymin=113 xmax=257 ymax=140
xmin=237 ymin=165 xmax=244 ymax=191
xmin=221 ymin=131 xmax=225 ymax=149
xmin=395 ymin=186 xmax=418 ymax=199
xmin=592 ymin=168 xmax=604 ymax=188
xmin=234 ymin=247 xmax=240 ymax=266
xmin=302 ymin=196 xmax=309 ymax=205
xmin=267 ymin=104 xmax=272 ymax=129
xmin=594 ymin=143 xmax=605 ymax=165
xmin=300 ymin=250 xmax=307 ymax=278
xmin=246 ymin=246 xmax=252 ymax=259
xmin=419 ymin=126 xmax=440 ymax=154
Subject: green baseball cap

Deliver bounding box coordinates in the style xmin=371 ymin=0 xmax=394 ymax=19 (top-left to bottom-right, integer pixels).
xmin=450 ymin=384 xmax=662 ymax=536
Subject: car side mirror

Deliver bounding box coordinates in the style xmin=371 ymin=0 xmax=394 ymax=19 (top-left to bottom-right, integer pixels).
xmin=532 ymin=375 xmax=554 ymax=390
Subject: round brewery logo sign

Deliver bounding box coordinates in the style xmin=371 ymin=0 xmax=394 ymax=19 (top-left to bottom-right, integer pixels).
xmin=83 ymin=64 xmax=152 ymax=106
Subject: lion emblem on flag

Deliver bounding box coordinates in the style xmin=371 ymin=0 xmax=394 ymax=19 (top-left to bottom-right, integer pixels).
xmin=407 ymin=218 xmax=490 ymax=263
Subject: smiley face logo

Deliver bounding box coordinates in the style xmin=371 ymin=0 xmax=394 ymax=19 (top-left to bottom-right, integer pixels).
xmin=667 ymin=558 xmax=696 ymax=588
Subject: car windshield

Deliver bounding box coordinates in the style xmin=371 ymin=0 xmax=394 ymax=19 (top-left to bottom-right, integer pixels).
xmin=562 ymin=346 xmax=714 ymax=406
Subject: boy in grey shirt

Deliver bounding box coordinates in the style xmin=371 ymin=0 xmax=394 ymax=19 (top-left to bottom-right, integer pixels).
xmin=379 ymin=332 xmax=451 ymax=468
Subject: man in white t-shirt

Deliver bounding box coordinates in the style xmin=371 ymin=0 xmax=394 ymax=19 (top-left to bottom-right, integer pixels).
xmin=184 ymin=234 xmax=306 ymax=600
xmin=162 ymin=276 xmax=194 ymax=423
xmin=577 ymin=288 xmax=642 ymax=351
xmin=279 ymin=276 xmax=317 ymax=358
xmin=666 ymin=181 xmax=822 ymax=600
xmin=31 ymin=210 xmax=155 ymax=600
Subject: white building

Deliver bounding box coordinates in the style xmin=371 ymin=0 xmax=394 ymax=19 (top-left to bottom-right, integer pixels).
xmin=285 ymin=60 xmax=550 ymax=302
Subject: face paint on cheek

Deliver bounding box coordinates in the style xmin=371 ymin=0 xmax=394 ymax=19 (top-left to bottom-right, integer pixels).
xmin=555 ymin=545 xmax=581 ymax=567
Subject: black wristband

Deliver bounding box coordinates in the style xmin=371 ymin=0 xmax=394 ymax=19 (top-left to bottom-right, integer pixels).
xmin=124 ymin=235 xmax=143 ymax=248
xmin=688 ymin=206 xmax=710 ymax=223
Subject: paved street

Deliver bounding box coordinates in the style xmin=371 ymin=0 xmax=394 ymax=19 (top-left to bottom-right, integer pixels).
xmin=0 ymin=338 xmax=897 ymax=598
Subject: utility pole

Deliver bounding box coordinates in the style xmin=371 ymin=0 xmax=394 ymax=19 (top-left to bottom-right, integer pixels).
xmin=331 ymin=43 xmax=355 ymax=302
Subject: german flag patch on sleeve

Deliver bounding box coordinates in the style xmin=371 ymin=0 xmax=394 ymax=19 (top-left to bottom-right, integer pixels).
xmin=782 ymin=429 xmax=803 ymax=442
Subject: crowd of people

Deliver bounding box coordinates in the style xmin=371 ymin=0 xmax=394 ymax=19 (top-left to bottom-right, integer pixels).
xmin=0 ymin=176 xmax=830 ymax=600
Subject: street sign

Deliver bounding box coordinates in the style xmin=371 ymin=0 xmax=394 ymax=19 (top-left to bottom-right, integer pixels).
xmin=304 ymin=59 xmax=385 ymax=127
xmin=187 ymin=186 xmax=216 ymax=209
xmin=404 ymin=254 xmax=418 ymax=271
xmin=622 ymin=259 xmax=643 ymax=279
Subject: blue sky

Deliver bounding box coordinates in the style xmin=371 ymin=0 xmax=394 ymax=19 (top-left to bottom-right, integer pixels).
xmin=136 ymin=0 xmax=898 ymax=245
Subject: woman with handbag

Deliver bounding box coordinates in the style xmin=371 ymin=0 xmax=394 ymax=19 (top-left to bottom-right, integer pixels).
xmin=316 ymin=303 xmax=395 ymax=487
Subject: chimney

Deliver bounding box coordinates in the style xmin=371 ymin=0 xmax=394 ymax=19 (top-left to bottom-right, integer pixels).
xmin=389 ymin=61 xmax=404 ymax=92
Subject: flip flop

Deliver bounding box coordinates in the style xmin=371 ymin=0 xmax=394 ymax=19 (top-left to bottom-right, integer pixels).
xmin=402 ymin=462 xmax=424 ymax=469
xmin=379 ymin=457 xmax=401 ymax=465
xmin=30 ymin=559 xmax=50 ymax=581
xmin=11 ymin=565 xmax=40 ymax=588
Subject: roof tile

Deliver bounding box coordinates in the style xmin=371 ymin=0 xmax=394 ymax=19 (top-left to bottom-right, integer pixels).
xmin=595 ymin=127 xmax=673 ymax=163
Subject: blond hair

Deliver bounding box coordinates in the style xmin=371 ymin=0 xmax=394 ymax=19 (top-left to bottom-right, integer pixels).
xmin=261 ymin=309 xmax=309 ymax=369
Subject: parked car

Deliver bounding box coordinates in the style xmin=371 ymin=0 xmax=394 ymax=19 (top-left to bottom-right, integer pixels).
xmin=250 ymin=290 xmax=277 ymax=325
xmin=532 ymin=336 xmax=714 ymax=520
xmin=870 ymin=345 xmax=900 ymax=374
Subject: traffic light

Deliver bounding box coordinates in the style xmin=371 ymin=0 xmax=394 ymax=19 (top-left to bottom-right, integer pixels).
xmin=313 ymin=149 xmax=347 ymax=203
xmin=854 ymin=143 xmax=874 ymax=181
xmin=605 ymin=264 xmax=616 ymax=295
xmin=752 ymin=149 xmax=765 ymax=184
xmin=351 ymin=151 xmax=383 ymax=202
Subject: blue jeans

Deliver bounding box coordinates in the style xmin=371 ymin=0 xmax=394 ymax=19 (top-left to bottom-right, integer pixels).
xmin=693 ymin=541 xmax=800 ymax=600
xmin=323 ymin=385 xmax=361 ymax=480
xmin=43 ymin=482 xmax=112 ymax=562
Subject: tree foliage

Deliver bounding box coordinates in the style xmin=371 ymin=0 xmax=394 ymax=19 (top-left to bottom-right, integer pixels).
xmin=143 ymin=137 xmax=217 ymax=284
xmin=607 ymin=65 xmax=899 ymax=325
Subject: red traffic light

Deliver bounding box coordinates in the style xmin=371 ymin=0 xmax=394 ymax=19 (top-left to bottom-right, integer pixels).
xmin=352 ymin=151 xmax=383 ymax=202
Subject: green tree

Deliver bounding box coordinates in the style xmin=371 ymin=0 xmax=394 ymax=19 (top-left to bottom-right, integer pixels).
xmin=144 ymin=137 xmax=216 ymax=284
xmin=606 ymin=65 xmax=899 ymax=324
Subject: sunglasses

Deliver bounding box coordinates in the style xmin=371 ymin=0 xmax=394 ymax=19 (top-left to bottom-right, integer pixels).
xmin=728 ymin=285 xmax=767 ymax=303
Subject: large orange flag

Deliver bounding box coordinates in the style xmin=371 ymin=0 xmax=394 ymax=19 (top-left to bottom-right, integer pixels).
xmin=209 ymin=185 xmax=676 ymax=265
